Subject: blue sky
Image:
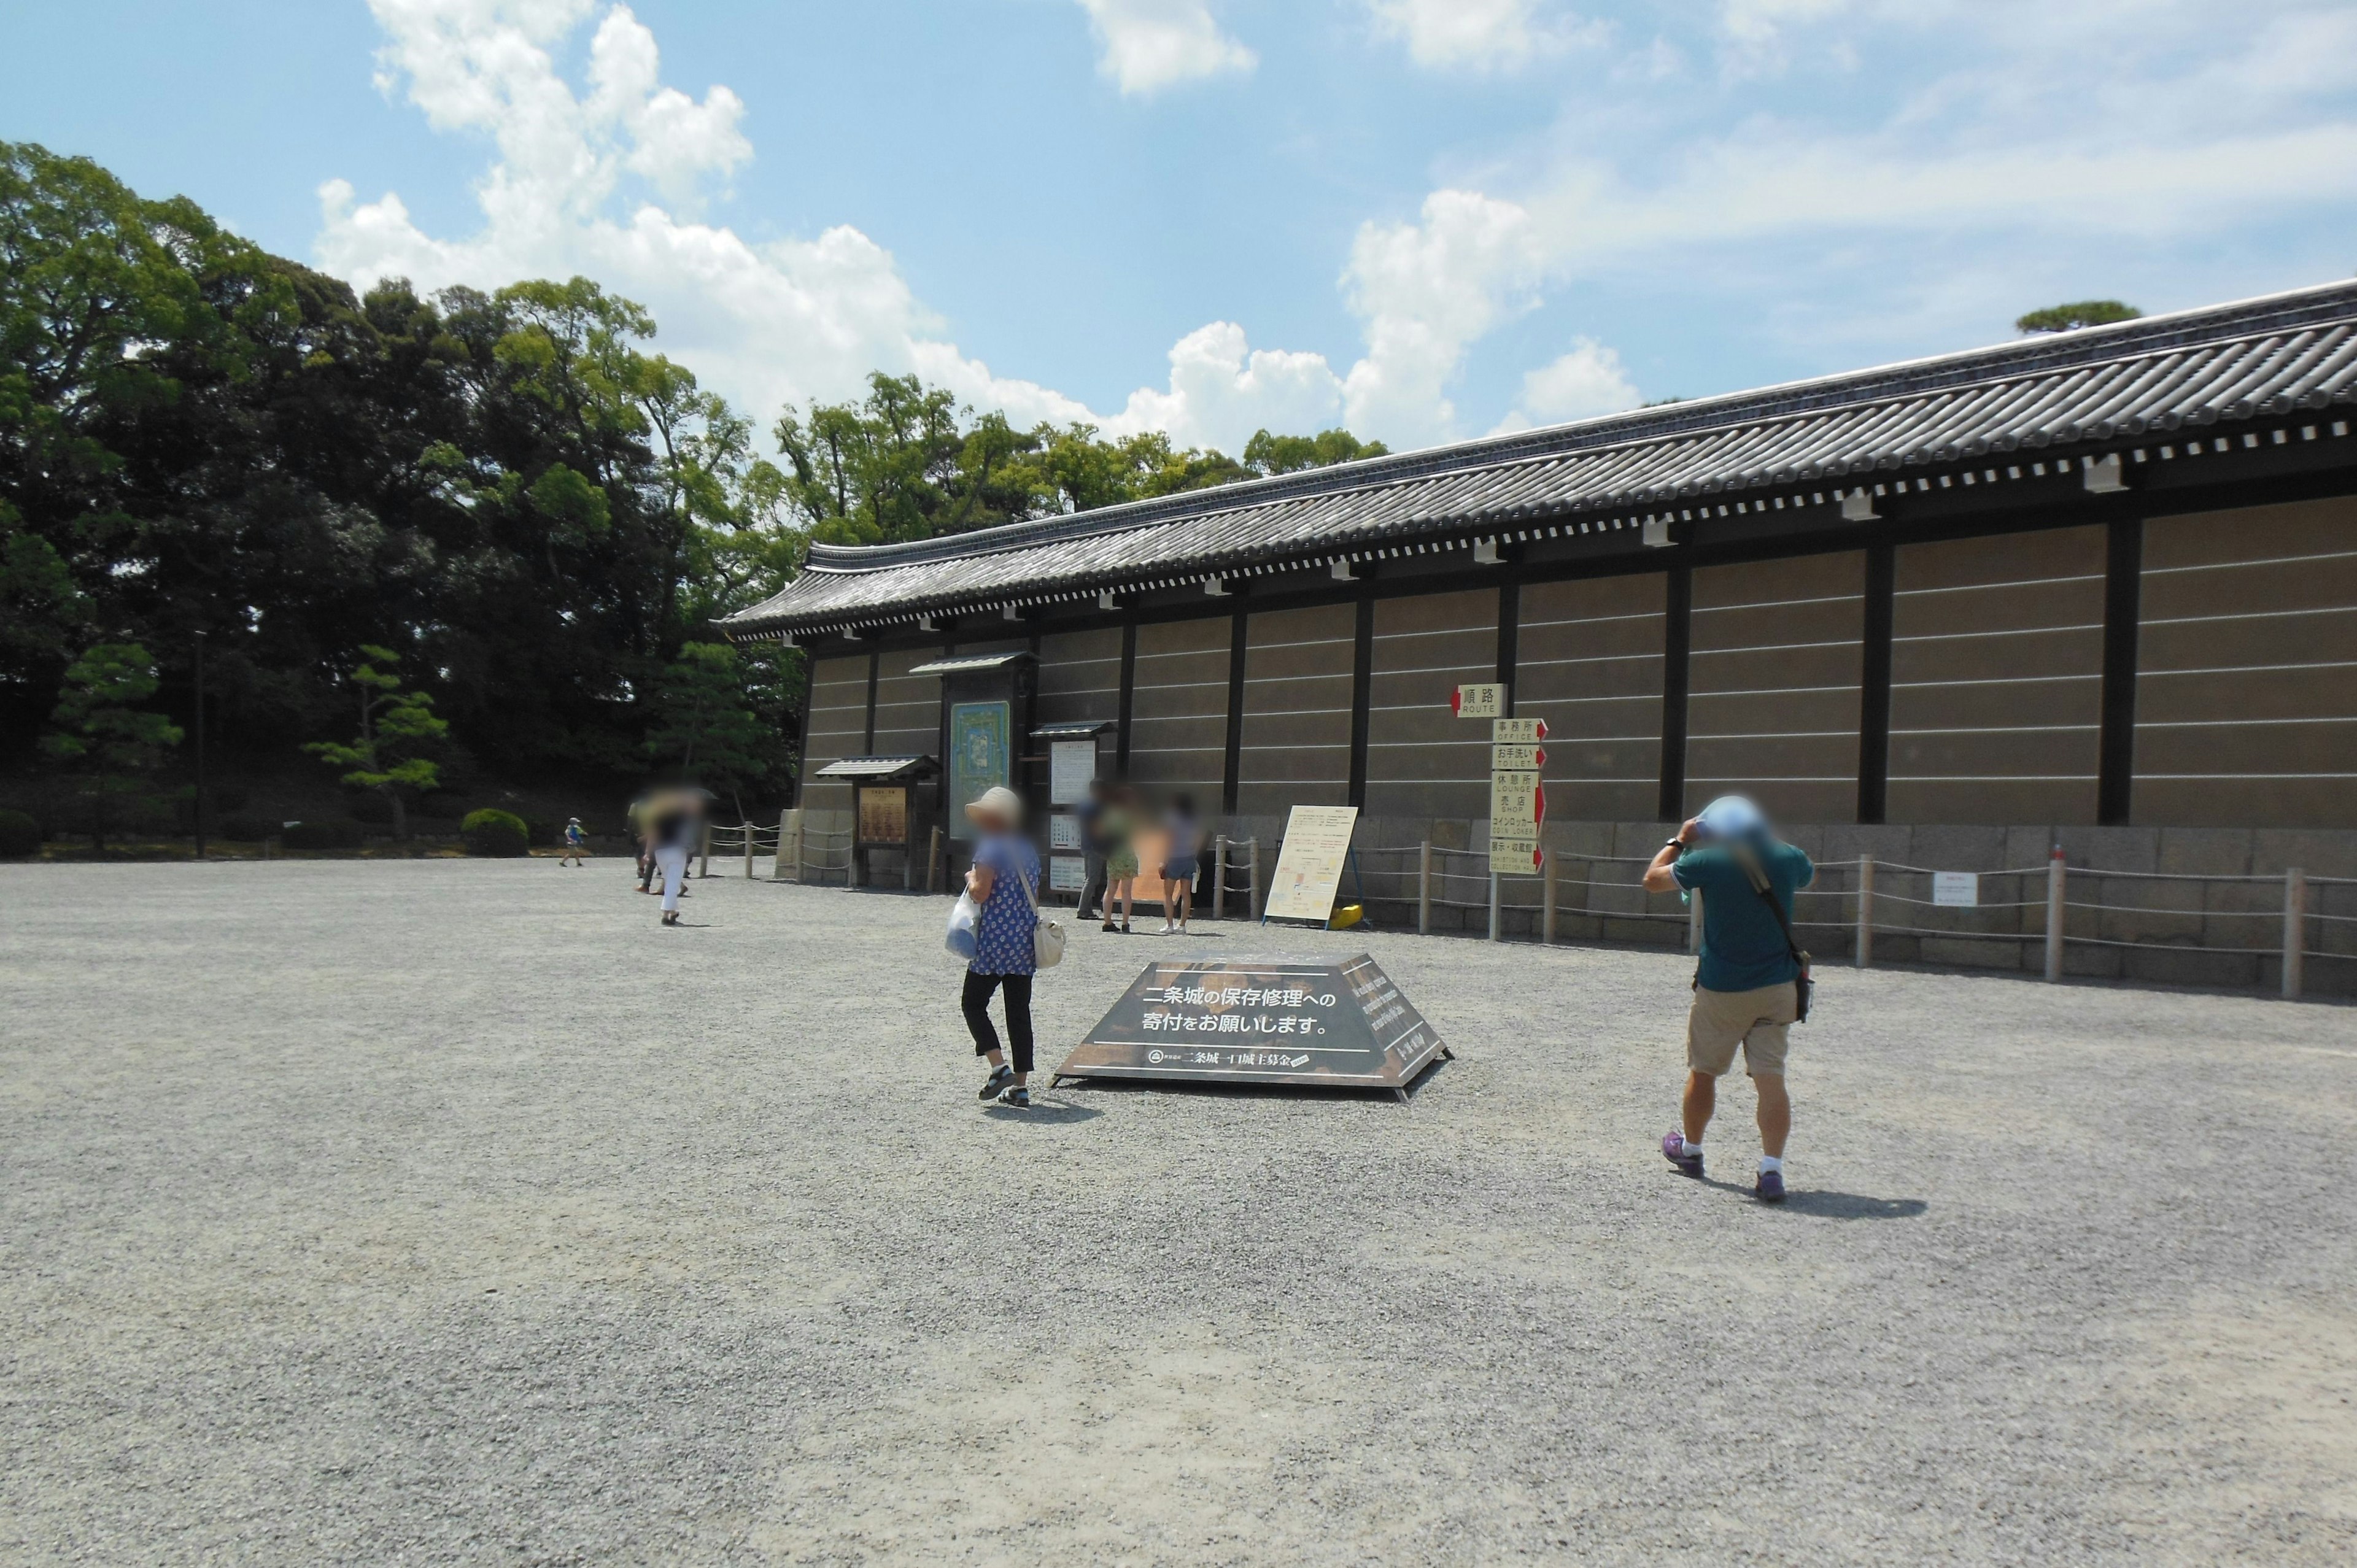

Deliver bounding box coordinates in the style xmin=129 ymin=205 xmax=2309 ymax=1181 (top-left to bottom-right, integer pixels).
xmin=6 ymin=1 xmax=2356 ymax=453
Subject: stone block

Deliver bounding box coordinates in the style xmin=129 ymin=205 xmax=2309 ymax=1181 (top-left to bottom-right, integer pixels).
xmin=2155 ymin=828 xmax=2255 ymax=878
xmin=2123 ymin=946 xmax=2259 ymax=991
xmin=2252 ymin=829 xmax=2357 ymax=879
xmin=2055 ymin=825 xmax=2160 ymax=873
xmin=1910 ymin=824 xmax=2011 ymax=872
xmin=1919 ymin=935 xmax=2028 ymax=971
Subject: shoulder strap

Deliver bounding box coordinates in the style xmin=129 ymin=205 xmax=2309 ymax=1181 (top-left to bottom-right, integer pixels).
xmin=1727 ymin=843 xmax=1807 ymax=967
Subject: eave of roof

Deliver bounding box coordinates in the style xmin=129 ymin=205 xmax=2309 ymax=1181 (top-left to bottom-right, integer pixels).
xmin=722 ymin=279 xmax=2357 ymax=640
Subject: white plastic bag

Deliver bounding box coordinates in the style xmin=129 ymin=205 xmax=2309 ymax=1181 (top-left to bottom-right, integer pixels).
xmin=945 ymin=891 xmax=980 ymax=962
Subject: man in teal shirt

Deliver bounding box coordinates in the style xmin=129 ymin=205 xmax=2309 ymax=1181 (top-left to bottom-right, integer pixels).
xmin=1641 ymin=794 xmax=1813 ymax=1203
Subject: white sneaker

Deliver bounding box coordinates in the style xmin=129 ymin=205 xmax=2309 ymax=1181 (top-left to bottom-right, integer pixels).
xmin=1158 ymin=921 xmax=1174 ymax=935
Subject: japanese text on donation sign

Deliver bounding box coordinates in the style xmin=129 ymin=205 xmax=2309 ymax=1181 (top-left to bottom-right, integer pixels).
xmin=1261 ymin=805 xmax=1359 ymax=925
xmin=1054 ymin=953 xmax=1446 ymax=1092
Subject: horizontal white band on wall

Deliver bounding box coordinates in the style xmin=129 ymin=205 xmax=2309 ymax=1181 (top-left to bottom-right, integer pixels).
xmin=1519 ymin=610 xmax=1665 ymax=631
xmin=1891 ymin=673 xmax=2099 ymax=689
xmin=1689 ymin=729 xmax=1868 ymax=741
xmin=2143 ymin=604 xmax=2357 ymax=628
xmin=2134 ymin=772 xmax=2357 ymax=781
xmin=2137 ymin=715 xmax=2357 ymax=727
xmin=2145 ymin=547 xmax=2357 ymax=577
xmin=1242 ymin=634 xmax=1355 ymax=653
xmin=1683 ymin=776 xmax=1860 ymax=784
xmin=1695 ymin=590 xmax=1865 ymax=614
xmin=1369 ymin=662 xmax=1498 ymax=679
xmin=1892 ymin=624 xmax=2102 ymax=644
xmin=1690 ymin=682 xmax=1865 ymax=698
xmin=2140 ymin=659 xmax=2357 ymax=677
xmin=1371 ymin=624 xmax=1494 ymax=644
xmin=1517 ymin=692 xmax=1668 ymax=707
xmin=1693 ymin=637 xmax=1867 ymax=657
xmin=1889 ymin=722 xmax=2100 ymax=735
xmin=1886 ymin=774 xmax=2099 ymax=782
xmin=1895 ymin=572 xmax=2103 ymax=598
xmin=1515 ymin=652 xmax=1667 ymax=671
xmin=1131 ymin=679 xmax=1228 ymax=695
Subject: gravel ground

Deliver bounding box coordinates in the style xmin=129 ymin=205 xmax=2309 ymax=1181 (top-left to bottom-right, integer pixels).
xmin=3 ymin=859 xmax=2355 ymax=1566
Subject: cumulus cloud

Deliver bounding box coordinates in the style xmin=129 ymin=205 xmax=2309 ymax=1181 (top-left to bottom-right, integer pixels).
xmin=1362 ymin=0 xmax=1603 ymax=71
xmin=1074 ymin=0 xmax=1256 ymax=95
xmin=1340 ymin=190 xmax=1547 ymax=445
xmin=316 ymin=0 xmax=1530 ymax=458
xmin=321 ymin=0 xmax=1094 ymax=431
xmin=1495 ymin=339 xmax=1641 ymax=433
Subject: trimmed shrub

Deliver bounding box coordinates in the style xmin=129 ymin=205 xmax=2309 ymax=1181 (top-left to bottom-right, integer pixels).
xmin=461 ymin=808 xmax=530 ymax=858
xmin=219 ymin=814 xmax=276 ymax=843
xmin=0 ymin=809 xmax=40 ymax=858
xmin=282 ymin=818 xmax=365 ymax=851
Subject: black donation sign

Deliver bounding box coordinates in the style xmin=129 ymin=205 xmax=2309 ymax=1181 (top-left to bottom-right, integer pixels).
xmin=1053 ymin=952 xmax=1448 ymax=1100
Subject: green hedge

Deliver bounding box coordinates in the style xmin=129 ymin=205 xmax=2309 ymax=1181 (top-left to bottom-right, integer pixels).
xmin=218 ymin=814 xmax=276 ymax=843
xmin=0 ymin=809 xmax=39 ymax=858
xmin=461 ymin=808 xmax=530 ymax=858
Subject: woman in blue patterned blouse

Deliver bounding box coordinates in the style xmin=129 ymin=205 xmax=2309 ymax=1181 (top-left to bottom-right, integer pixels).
xmin=962 ymin=786 xmax=1043 ymax=1109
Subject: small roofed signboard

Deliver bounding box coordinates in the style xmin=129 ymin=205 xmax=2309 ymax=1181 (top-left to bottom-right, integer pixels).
xmin=1053 ymin=953 xmax=1448 ymax=1100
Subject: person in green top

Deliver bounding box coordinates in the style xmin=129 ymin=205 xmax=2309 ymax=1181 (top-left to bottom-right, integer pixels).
xmin=1098 ymin=786 xmax=1140 ymax=934
xmin=1641 ymin=794 xmax=1814 ymax=1203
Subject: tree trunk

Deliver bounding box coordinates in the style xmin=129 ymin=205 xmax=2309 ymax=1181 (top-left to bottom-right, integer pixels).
xmin=389 ymin=789 xmax=408 ymax=844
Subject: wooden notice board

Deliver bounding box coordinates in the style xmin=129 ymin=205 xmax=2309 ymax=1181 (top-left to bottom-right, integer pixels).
xmin=1261 ymin=805 xmax=1358 ymax=927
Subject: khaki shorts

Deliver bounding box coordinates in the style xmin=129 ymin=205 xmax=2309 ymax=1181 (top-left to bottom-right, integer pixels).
xmin=1686 ymin=982 xmax=1800 ymax=1078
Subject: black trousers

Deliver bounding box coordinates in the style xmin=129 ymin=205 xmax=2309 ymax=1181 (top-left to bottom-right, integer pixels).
xmin=1078 ymin=854 xmax=1107 ymax=921
xmin=962 ymin=969 xmax=1035 ymax=1075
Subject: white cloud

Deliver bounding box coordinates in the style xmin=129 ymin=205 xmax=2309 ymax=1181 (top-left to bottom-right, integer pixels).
xmin=1361 ymin=0 xmax=1601 ymax=71
xmin=1496 ymin=339 xmax=1640 ymax=433
xmin=1074 ymin=0 xmax=1256 ymax=96
xmin=322 ymin=0 xmax=1094 ymax=431
xmin=1107 ymin=322 xmax=1345 ymax=450
xmin=1340 ymin=190 xmax=1547 ymax=446
xmin=317 ymin=0 xmax=1524 ymax=460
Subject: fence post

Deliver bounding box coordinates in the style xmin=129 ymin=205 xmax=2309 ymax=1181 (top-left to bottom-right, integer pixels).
xmin=743 ymin=825 xmax=755 ymax=879
xmin=1213 ymin=836 xmax=1228 ymax=921
xmin=1855 ymin=852 xmax=1875 ymax=969
xmin=927 ymin=826 xmax=943 ymax=894
xmin=1418 ymin=841 xmax=1433 ymax=935
xmin=2284 ymin=867 xmax=2308 ymax=1000
xmin=1687 ymin=887 xmax=1704 ymax=953
xmin=1542 ymin=849 xmax=1557 ymax=944
xmin=1248 ymin=837 xmax=1262 ymax=922
xmin=697 ymin=821 xmax=712 ymax=878
xmin=2045 ymin=846 xmax=2066 ymax=981
xmin=788 ymin=819 xmax=804 ymax=882
xmin=1487 ymin=861 xmax=1501 ymax=943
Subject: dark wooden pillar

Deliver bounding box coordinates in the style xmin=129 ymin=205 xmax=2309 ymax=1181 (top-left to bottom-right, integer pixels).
xmin=2097 ymin=519 xmax=2143 ymax=825
xmin=1657 ymin=564 xmax=1692 ymax=823
xmin=1856 ymin=543 xmax=1895 ymax=825
xmin=1222 ymin=609 xmax=1247 ymax=814
xmin=1115 ymin=619 xmax=1137 ymax=778
xmin=1496 ymin=580 xmax=1520 ymax=715
xmin=1347 ymin=595 xmax=1375 ymax=809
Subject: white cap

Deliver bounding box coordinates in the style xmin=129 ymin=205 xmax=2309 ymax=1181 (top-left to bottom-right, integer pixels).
xmin=1697 ymin=794 xmax=1768 ymax=840
xmin=965 ymin=786 xmax=1023 ymax=828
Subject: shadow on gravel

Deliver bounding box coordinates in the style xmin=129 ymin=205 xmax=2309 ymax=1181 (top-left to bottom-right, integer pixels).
xmin=983 ymin=1095 xmax=1104 ymax=1125
xmin=1690 ymin=1175 xmax=1928 ymax=1219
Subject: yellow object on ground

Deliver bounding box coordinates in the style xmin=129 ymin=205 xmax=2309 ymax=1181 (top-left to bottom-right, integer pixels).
xmin=1328 ymin=903 xmax=1363 ymax=930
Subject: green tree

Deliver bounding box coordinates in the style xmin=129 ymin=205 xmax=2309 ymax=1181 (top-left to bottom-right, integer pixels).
xmin=1242 ymin=427 xmax=1388 ymax=476
xmin=2016 ymin=300 xmax=2142 ymax=334
xmin=303 ymin=644 xmax=448 ymax=841
xmin=642 ymin=639 xmax=784 ymax=813
xmin=41 ymin=642 xmax=182 ymax=848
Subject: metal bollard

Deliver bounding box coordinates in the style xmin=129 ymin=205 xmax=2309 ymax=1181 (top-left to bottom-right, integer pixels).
xmin=1488 ymin=865 xmax=1500 ymax=943
xmin=743 ymin=825 xmax=756 ymax=880
xmin=2045 ymin=847 xmax=2066 ymax=981
xmin=1542 ymin=849 xmax=1557 ymax=944
xmin=1855 ymin=852 xmax=1874 ymax=968
xmin=1248 ymin=838 xmax=1262 ymax=922
xmin=1213 ymin=836 xmax=1228 ymax=921
xmin=1418 ymin=841 xmax=1432 ymax=935
xmin=2284 ymin=867 xmax=2307 ymax=1000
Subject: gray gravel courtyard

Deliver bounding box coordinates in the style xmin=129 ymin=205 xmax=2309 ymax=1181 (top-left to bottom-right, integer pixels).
xmin=4 ymin=858 xmax=2355 ymax=1564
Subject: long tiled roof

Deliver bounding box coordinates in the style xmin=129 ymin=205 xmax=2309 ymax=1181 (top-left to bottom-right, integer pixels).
xmin=723 ymin=280 xmax=2357 ymax=639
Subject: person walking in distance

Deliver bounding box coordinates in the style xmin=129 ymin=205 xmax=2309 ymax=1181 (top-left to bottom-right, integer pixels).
xmin=1157 ymin=792 xmax=1201 ymax=935
xmin=961 ymin=786 xmax=1042 ymax=1110
xmin=1641 ymin=794 xmax=1814 ymax=1203
xmin=1074 ymin=778 xmax=1110 ymax=923
xmin=559 ymin=816 xmax=589 ymax=867
xmin=644 ymin=786 xmax=706 ymax=927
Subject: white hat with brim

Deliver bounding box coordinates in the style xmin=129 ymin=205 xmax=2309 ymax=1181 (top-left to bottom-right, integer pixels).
xmin=964 ymin=786 xmax=1023 ymax=828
